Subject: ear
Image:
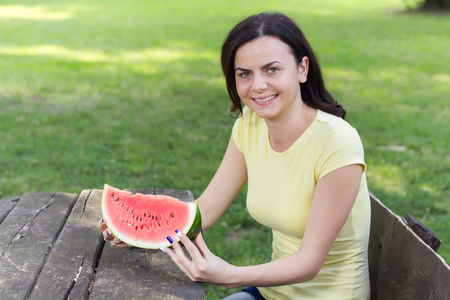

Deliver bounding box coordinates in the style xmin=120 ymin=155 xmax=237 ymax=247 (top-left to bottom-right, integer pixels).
xmin=297 ymin=56 xmax=309 ymax=83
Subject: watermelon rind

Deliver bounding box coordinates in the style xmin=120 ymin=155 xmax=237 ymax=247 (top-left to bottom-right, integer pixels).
xmin=101 ymin=184 xmax=202 ymax=249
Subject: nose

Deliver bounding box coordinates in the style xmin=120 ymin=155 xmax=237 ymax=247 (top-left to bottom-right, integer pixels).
xmin=252 ymin=74 xmax=268 ymax=93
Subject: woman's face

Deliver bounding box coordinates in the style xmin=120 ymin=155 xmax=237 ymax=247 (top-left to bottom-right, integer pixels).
xmin=234 ymin=36 xmax=308 ymax=121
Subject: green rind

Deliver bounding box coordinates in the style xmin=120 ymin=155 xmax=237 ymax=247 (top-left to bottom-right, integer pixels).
xmin=168 ymin=203 xmax=202 ymax=249
xmin=185 ymin=204 xmax=202 ymax=241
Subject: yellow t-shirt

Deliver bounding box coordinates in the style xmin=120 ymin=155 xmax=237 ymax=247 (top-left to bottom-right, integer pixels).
xmin=232 ymin=107 xmax=371 ymax=300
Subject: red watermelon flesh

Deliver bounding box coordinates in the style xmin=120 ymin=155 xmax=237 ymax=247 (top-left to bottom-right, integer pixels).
xmin=101 ymin=184 xmax=201 ymax=249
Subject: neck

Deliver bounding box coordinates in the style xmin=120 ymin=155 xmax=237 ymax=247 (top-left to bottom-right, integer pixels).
xmin=266 ymin=102 xmax=316 ymax=152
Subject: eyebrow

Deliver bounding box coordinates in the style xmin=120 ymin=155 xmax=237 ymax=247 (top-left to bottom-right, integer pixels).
xmin=235 ymin=60 xmax=282 ymax=72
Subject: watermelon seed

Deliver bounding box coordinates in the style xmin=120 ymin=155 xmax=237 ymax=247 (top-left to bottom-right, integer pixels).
xmin=140 ymin=225 xmax=144 ymax=230
xmin=144 ymin=213 xmax=147 ymax=217
xmin=135 ymin=226 xmax=138 ymax=230
xmin=170 ymin=213 xmax=174 ymax=218
xmin=158 ymin=221 xmax=161 ymax=227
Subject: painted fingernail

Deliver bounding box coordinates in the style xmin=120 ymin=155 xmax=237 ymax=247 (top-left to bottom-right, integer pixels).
xmin=101 ymin=218 xmax=104 ymax=224
xmin=160 ymin=247 xmax=167 ymax=253
xmin=201 ymin=227 xmax=203 ymax=234
xmin=175 ymin=229 xmax=181 ymax=237
xmin=105 ymin=230 xmax=110 ymax=236
xmin=166 ymin=236 xmax=173 ymax=244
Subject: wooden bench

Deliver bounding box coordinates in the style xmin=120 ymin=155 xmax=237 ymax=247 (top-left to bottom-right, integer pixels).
xmin=0 ymin=188 xmax=205 ymax=300
xmin=368 ymin=193 xmax=449 ymax=299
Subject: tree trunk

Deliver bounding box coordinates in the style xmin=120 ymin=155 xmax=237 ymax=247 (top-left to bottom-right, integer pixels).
xmin=421 ymin=0 xmax=449 ymax=9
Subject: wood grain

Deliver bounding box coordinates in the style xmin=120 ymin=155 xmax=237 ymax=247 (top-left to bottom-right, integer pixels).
xmin=0 ymin=192 xmax=78 ymax=299
xmin=368 ymin=193 xmax=450 ymax=300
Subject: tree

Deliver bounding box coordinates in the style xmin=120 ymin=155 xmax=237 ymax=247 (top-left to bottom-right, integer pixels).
xmin=420 ymin=0 xmax=450 ymax=10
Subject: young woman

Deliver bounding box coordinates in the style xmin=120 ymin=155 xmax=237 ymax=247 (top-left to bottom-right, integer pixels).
xmin=99 ymin=12 xmax=371 ymax=299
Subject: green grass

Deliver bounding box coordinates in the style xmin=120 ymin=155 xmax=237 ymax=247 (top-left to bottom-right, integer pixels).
xmin=1 ymin=0 xmax=449 ymax=298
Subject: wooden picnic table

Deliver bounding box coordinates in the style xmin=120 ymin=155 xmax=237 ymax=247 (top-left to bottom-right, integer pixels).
xmin=1 ymin=187 xmax=449 ymax=299
xmin=0 ymin=188 xmax=205 ymax=300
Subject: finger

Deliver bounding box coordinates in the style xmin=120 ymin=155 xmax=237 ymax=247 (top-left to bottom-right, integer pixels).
xmin=169 ymin=234 xmax=185 ymax=256
xmin=103 ymin=229 xmax=115 ymax=241
xmin=111 ymin=238 xmax=132 ymax=248
xmin=176 ymin=230 xmax=203 ymax=261
xmin=169 ymin=233 xmax=196 ymax=270
xmin=193 ymin=232 xmax=212 ymax=257
xmin=163 ymin=246 xmax=191 ymax=275
xmin=98 ymin=218 xmax=108 ymax=231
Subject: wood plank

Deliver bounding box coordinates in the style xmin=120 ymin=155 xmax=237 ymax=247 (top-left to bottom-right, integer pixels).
xmin=0 ymin=192 xmax=78 ymax=299
xmin=28 ymin=189 xmax=104 ymax=300
xmin=0 ymin=196 xmax=20 ymax=224
xmin=404 ymin=213 xmax=441 ymax=252
xmin=89 ymin=188 xmax=204 ymax=300
xmin=368 ymin=193 xmax=450 ymax=300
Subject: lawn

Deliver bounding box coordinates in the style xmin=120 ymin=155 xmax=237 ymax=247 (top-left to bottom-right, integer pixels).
xmin=0 ymin=0 xmax=448 ymax=298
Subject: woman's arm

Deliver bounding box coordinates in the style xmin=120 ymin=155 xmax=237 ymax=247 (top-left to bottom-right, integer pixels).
xmin=166 ymin=164 xmax=364 ymax=287
xmin=194 ymin=136 xmax=247 ymax=230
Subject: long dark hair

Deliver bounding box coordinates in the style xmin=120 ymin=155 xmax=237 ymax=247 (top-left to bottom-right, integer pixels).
xmin=221 ymin=12 xmax=345 ymax=119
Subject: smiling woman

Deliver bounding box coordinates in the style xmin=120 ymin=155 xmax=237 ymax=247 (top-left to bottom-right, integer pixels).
xmin=2 ymin=0 xmax=448 ymax=298
xmin=98 ymin=11 xmax=372 ymax=300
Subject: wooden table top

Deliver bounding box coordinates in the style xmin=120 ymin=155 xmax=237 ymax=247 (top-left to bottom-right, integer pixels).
xmin=0 ymin=188 xmax=205 ymax=300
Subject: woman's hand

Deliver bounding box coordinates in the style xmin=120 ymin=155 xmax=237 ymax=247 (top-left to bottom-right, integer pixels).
xmin=97 ymin=218 xmax=131 ymax=248
xmin=163 ymin=231 xmax=236 ymax=286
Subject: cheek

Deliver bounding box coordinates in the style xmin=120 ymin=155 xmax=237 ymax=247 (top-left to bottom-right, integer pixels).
xmin=235 ymin=80 xmax=249 ymax=98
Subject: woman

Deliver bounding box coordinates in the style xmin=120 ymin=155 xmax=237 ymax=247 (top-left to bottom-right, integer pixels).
xmin=99 ymin=12 xmax=371 ymax=299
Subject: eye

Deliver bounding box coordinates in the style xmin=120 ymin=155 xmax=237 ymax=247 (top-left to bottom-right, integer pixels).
xmin=238 ymin=72 xmax=251 ymax=78
xmin=267 ymin=67 xmax=278 ymax=74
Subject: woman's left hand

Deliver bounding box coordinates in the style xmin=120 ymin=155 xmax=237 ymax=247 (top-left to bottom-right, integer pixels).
xmin=163 ymin=231 xmax=234 ymax=286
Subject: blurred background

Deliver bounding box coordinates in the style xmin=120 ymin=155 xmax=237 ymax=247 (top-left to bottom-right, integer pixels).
xmin=0 ymin=0 xmax=448 ymax=297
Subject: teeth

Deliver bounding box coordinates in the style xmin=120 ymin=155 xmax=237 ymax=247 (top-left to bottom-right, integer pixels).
xmin=255 ymin=95 xmax=277 ymax=103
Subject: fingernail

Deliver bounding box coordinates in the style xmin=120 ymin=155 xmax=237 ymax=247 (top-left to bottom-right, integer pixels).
xmin=101 ymin=218 xmax=104 ymax=224
xmin=175 ymin=229 xmax=181 ymax=237
xmin=166 ymin=236 xmax=173 ymax=244
xmin=201 ymin=227 xmax=203 ymax=234
xmin=160 ymin=247 xmax=167 ymax=253
xmin=106 ymin=230 xmax=110 ymax=236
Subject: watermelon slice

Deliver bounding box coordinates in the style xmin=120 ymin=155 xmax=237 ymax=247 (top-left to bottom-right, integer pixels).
xmin=101 ymin=184 xmax=201 ymax=249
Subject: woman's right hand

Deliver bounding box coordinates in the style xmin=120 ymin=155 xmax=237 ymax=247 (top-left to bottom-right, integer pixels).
xmin=97 ymin=218 xmax=132 ymax=248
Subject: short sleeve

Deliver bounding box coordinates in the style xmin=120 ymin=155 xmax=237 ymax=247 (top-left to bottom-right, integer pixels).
xmin=232 ymin=116 xmax=244 ymax=153
xmin=316 ymin=126 xmax=366 ymax=180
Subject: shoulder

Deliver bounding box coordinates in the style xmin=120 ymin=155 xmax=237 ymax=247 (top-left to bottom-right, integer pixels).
xmin=313 ymin=110 xmax=361 ymax=141
xmin=232 ymin=106 xmax=265 ymax=152
xmin=315 ymin=110 xmax=354 ymax=131
xmin=234 ymin=106 xmax=264 ymax=130
xmin=313 ymin=111 xmax=367 ymax=177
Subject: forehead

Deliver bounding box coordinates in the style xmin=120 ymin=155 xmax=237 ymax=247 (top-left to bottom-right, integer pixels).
xmin=235 ymin=36 xmax=295 ymax=67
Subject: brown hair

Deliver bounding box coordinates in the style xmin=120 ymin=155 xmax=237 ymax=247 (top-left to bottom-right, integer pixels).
xmin=221 ymin=12 xmax=345 ymax=119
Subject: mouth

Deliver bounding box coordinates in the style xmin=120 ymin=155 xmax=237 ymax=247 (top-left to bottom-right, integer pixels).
xmin=253 ymin=94 xmax=278 ymax=103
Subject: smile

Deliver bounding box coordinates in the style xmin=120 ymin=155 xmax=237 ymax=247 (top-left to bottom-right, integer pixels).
xmin=253 ymin=94 xmax=278 ymax=103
